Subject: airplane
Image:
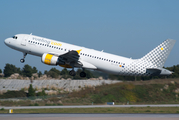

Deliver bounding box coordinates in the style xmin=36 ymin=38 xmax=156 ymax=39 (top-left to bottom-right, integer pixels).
xmin=4 ymin=34 xmax=176 ymax=77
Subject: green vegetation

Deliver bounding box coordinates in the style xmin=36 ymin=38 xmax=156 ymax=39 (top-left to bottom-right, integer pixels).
xmin=0 ymin=79 xmax=179 ymax=105
xmin=3 ymin=63 xmax=21 ymax=77
xmin=66 ymin=79 xmax=179 ymax=104
xmin=1 ymin=63 xmax=95 ymax=79
xmin=37 ymin=89 xmax=47 ymax=96
xmin=2 ymin=63 xmax=179 ymax=80
xmin=0 ymin=90 xmax=26 ymax=98
xmin=46 ymin=68 xmax=61 ymax=78
xmin=0 ymin=107 xmax=179 ymax=113
xmin=28 ymin=84 xmax=35 ymax=97
xmin=0 ymin=79 xmax=179 ymax=108
xmin=22 ymin=64 xmax=33 ymax=77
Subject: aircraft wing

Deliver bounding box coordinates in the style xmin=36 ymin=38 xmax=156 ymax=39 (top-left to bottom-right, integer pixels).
xmin=48 ymin=50 xmax=97 ymax=69
xmin=60 ymin=50 xmax=80 ymax=62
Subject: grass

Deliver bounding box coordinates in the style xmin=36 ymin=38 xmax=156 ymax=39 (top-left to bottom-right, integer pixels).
xmin=0 ymin=107 xmax=179 ymax=113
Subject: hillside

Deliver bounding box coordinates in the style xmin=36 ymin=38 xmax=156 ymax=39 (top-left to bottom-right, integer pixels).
xmin=0 ymin=79 xmax=179 ymax=106
xmin=65 ymin=79 xmax=179 ymax=104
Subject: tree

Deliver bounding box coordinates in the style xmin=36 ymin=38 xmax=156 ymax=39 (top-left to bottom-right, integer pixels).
xmin=22 ymin=64 xmax=33 ymax=77
xmin=3 ymin=63 xmax=21 ymax=77
xmin=28 ymin=84 xmax=35 ymax=97
xmin=38 ymin=71 xmax=42 ymax=77
xmin=45 ymin=68 xmax=61 ymax=78
xmin=32 ymin=67 xmax=38 ymax=73
xmin=60 ymin=68 xmax=68 ymax=75
xmin=50 ymin=68 xmax=60 ymax=74
xmin=0 ymin=69 xmax=2 ymax=73
xmin=37 ymin=89 xmax=47 ymax=96
xmin=44 ymin=70 xmax=48 ymax=75
xmin=47 ymin=71 xmax=58 ymax=78
xmin=84 ymin=69 xmax=94 ymax=79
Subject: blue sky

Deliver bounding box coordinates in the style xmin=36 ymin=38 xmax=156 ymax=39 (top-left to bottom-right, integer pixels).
xmin=0 ymin=0 xmax=179 ymax=73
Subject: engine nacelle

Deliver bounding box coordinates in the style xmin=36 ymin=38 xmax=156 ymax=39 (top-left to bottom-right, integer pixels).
xmin=41 ymin=53 xmax=59 ymax=65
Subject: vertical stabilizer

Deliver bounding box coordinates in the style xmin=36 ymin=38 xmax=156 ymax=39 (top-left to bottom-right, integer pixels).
xmin=140 ymin=39 xmax=176 ymax=68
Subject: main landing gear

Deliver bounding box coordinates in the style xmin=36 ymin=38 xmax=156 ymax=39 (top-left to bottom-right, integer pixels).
xmin=20 ymin=53 xmax=27 ymax=63
xmin=69 ymin=68 xmax=86 ymax=77
xmin=69 ymin=69 xmax=76 ymax=76
xmin=80 ymin=71 xmax=86 ymax=77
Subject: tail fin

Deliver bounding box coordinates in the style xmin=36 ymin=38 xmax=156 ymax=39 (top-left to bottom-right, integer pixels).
xmin=140 ymin=39 xmax=176 ymax=68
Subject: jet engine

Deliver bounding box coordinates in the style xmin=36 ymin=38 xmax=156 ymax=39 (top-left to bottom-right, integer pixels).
xmin=41 ymin=53 xmax=65 ymax=65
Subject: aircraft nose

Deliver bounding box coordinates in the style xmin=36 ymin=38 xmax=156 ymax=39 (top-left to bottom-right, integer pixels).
xmin=4 ymin=38 xmax=11 ymax=45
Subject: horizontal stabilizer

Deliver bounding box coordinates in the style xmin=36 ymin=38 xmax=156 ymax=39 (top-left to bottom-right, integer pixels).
xmin=146 ymin=68 xmax=173 ymax=76
xmin=146 ymin=68 xmax=161 ymax=75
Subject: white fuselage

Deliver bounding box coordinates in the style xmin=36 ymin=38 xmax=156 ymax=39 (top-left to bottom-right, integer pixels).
xmin=4 ymin=34 xmax=174 ymax=76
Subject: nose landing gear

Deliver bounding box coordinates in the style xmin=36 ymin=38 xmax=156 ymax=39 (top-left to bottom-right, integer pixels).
xmin=20 ymin=53 xmax=27 ymax=63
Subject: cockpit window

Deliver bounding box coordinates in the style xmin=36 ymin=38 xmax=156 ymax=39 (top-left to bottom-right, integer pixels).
xmin=12 ymin=36 xmax=18 ymax=39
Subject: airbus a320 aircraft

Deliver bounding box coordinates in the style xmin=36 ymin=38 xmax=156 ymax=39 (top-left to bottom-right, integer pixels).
xmin=4 ymin=34 xmax=176 ymax=77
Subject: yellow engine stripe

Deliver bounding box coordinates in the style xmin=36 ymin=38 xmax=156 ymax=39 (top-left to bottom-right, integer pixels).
xmin=44 ymin=54 xmax=53 ymax=65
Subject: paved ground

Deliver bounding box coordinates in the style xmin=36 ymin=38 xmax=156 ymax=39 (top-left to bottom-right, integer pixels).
xmin=1 ymin=104 xmax=179 ymax=109
xmin=1 ymin=114 xmax=179 ymax=120
xmin=0 ymin=79 xmax=120 ymax=92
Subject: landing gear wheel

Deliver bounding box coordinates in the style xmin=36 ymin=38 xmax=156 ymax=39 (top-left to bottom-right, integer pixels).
xmin=80 ymin=72 xmax=86 ymax=77
xmin=20 ymin=53 xmax=27 ymax=63
xmin=20 ymin=59 xmax=25 ymax=63
xmin=69 ymin=70 xmax=76 ymax=76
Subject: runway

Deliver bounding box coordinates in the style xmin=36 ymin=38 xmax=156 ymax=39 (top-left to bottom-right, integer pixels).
xmin=1 ymin=114 xmax=179 ymax=120
xmin=1 ymin=104 xmax=179 ymax=109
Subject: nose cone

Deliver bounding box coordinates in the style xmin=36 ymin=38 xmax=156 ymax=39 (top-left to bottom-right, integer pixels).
xmin=4 ymin=38 xmax=9 ymax=45
xmin=4 ymin=38 xmax=11 ymax=46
